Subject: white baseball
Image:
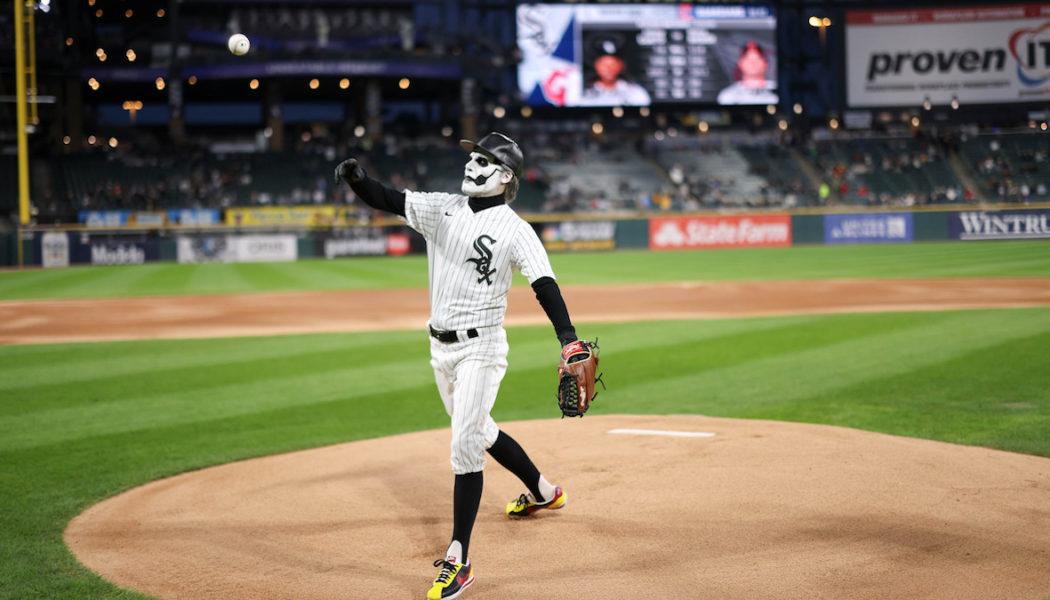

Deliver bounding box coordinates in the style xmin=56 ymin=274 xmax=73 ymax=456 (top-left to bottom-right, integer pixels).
xmin=228 ymin=33 xmax=250 ymax=56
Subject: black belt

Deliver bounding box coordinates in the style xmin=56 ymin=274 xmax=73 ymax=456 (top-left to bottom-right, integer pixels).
xmin=429 ymin=325 xmax=479 ymax=343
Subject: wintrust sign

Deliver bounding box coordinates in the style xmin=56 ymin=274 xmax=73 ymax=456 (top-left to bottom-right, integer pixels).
xmin=951 ymin=210 xmax=1050 ymax=239
xmin=649 ymin=215 xmax=791 ymax=250
xmin=847 ymin=3 xmax=1050 ymax=106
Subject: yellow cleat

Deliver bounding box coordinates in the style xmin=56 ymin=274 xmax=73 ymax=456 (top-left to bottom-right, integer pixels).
xmin=506 ymin=486 xmax=566 ymax=517
xmin=427 ymin=559 xmax=474 ymax=600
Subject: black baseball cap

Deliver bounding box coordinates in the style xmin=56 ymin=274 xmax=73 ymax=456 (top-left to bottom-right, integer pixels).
xmin=459 ymin=132 xmax=523 ymax=178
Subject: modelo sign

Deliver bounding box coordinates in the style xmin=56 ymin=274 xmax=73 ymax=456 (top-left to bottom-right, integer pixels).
xmin=951 ymin=209 xmax=1050 ymax=239
xmin=846 ymin=3 xmax=1050 ymax=106
xmin=649 ymin=215 xmax=791 ymax=250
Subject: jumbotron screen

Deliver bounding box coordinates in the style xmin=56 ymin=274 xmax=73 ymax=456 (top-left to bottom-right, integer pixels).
xmin=516 ymin=3 xmax=778 ymax=107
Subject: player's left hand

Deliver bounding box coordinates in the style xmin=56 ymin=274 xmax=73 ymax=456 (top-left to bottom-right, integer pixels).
xmin=557 ymin=339 xmax=603 ymax=418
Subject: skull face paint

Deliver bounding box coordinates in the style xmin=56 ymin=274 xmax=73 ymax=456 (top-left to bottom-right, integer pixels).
xmin=461 ymin=152 xmax=511 ymax=197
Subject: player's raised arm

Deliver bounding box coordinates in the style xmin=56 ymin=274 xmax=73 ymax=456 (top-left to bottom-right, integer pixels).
xmin=334 ymin=157 xmax=406 ymax=216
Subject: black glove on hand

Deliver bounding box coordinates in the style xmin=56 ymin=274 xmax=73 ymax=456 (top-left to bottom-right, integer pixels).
xmin=334 ymin=158 xmax=366 ymax=185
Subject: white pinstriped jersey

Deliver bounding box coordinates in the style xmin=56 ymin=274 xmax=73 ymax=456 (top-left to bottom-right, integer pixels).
xmin=404 ymin=190 xmax=555 ymax=332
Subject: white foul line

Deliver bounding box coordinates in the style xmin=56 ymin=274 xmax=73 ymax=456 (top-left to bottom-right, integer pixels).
xmin=607 ymin=429 xmax=716 ymax=438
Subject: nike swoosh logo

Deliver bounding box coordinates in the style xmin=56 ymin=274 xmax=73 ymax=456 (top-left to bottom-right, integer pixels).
xmin=445 ymin=211 xmax=454 ymax=216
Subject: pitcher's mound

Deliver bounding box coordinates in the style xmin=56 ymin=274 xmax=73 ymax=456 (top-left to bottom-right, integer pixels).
xmin=65 ymin=415 xmax=1050 ymax=600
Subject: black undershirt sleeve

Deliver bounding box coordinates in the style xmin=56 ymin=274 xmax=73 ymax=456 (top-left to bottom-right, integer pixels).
xmin=531 ymin=276 xmax=578 ymax=346
xmin=349 ymin=175 xmax=406 ymax=217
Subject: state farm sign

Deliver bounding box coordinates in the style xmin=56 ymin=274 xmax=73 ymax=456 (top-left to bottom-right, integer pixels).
xmin=649 ymin=215 xmax=792 ymax=250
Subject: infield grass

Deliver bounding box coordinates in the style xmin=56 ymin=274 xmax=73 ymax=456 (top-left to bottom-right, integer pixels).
xmin=1 ymin=240 xmax=1049 ymax=599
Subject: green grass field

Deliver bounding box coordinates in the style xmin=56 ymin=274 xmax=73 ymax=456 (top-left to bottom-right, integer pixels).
xmin=1 ymin=241 xmax=1049 ymax=599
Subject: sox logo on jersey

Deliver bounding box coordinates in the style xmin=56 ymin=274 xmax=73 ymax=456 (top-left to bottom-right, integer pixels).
xmin=467 ymin=235 xmax=497 ymax=285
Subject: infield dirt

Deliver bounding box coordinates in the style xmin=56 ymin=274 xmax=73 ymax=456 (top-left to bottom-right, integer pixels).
xmin=31 ymin=277 xmax=1050 ymax=599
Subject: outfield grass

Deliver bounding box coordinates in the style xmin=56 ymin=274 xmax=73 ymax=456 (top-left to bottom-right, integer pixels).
xmin=1 ymin=241 xmax=1049 ymax=599
xmin=1 ymin=240 xmax=1049 ymax=300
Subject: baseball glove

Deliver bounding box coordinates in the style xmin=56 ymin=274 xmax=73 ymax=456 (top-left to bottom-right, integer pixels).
xmin=557 ymin=339 xmax=604 ymax=418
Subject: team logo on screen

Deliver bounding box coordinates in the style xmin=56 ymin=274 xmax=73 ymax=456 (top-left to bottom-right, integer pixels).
xmin=466 ymin=235 xmax=497 ymax=285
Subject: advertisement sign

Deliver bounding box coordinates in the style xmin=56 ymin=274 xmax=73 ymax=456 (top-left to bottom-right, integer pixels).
xmin=168 ymin=209 xmax=220 ymax=226
xmin=78 ymin=211 xmax=171 ymax=227
xmin=68 ymin=241 xmax=158 ymax=265
xmin=825 ymin=213 xmax=914 ymax=244
xmin=177 ymin=235 xmax=234 ymax=263
xmin=79 ymin=211 xmax=128 ymax=227
xmin=41 ymin=232 xmax=70 ymax=268
xmin=322 ymin=228 xmax=389 ymax=258
xmin=846 ymin=3 xmax=1050 ymax=106
xmin=950 ymin=209 xmax=1050 ymax=239
xmin=231 ymin=235 xmax=298 ymax=262
xmin=649 ymin=215 xmax=791 ymax=249
xmin=517 ymin=3 xmax=777 ymax=106
xmin=226 ymin=206 xmax=351 ymax=227
xmin=541 ymin=221 xmax=617 ymax=251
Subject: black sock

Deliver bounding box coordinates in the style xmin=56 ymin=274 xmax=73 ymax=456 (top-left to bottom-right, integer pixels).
xmin=486 ymin=430 xmax=544 ymax=501
xmin=451 ymin=471 xmax=483 ymax=564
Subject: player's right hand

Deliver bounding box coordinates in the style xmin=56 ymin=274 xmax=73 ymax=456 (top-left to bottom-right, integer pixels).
xmin=335 ymin=158 xmax=366 ymax=185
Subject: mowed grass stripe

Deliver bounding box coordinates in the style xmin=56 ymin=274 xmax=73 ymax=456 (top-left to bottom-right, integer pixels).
xmin=602 ymin=308 xmax=1050 ymax=427
xmin=2 ymin=241 xmax=1049 ymax=300
xmin=0 ymin=330 xmax=423 ymax=393
xmin=756 ymin=328 xmax=1050 ymax=456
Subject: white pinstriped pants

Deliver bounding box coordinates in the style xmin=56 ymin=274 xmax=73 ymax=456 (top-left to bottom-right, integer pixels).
xmin=429 ymin=327 xmax=507 ymax=474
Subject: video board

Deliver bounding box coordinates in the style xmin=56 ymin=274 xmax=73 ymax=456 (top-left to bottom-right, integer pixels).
xmin=517 ymin=3 xmax=778 ymax=107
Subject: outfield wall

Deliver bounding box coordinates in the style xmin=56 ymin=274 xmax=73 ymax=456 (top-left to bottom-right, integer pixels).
xmin=7 ymin=207 xmax=1049 ymax=267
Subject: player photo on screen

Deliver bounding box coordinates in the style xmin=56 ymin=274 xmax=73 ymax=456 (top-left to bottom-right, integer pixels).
xmin=716 ymin=39 xmax=778 ymax=105
xmin=581 ymin=31 xmax=652 ymax=106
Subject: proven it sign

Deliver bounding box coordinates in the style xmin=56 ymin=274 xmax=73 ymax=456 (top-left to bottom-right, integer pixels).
xmin=846 ymin=3 xmax=1050 ymax=106
xmin=951 ymin=209 xmax=1050 ymax=240
xmin=649 ymin=215 xmax=791 ymax=250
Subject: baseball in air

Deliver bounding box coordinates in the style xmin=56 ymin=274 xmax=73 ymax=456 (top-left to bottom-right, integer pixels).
xmin=228 ymin=33 xmax=250 ymax=56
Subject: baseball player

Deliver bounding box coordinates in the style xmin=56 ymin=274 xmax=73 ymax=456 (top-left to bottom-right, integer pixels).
xmin=335 ymin=132 xmax=580 ymax=600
